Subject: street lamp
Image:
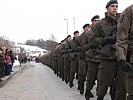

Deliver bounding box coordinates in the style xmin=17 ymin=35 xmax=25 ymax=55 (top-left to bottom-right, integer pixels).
xmin=73 ymin=17 xmax=75 ymax=31
xmin=64 ymin=18 xmax=68 ymax=36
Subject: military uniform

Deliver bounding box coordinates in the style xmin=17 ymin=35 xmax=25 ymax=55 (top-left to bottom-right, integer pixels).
xmin=94 ymin=12 xmax=126 ymax=100
xmin=64 ymin=40 xmax=71 ymax=84
xmin=116 ymin=4 xmax=133 ymax=100
xmin=83 ymin=26 xmax=100 ymax=100
xmin=77 ymin=31 xmax=88 ymax=94
xmin=68 ymin=36 xmax=80 ymax=87
xmin=60 ymin=42 xmax=66 ymax=81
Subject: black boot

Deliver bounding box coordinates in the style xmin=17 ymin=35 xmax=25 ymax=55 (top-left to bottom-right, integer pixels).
xmin=110 ymin=86 xmax=115 ymax=100
xmin=76 ymin=74 xmax=78 ymax=80
xmin=85 ymin=90 xmax=94 ymax=100
xmin=80 ymin=82 xmax=84 ymax=95
xmin=69 ymin=80 xmax=74 ymax=88
xmin=77 ymin=82 xmax=80 ymax=90
xmin=97 ymin=97 xmax=103 ymax=100
xmin=85 ymin=92 xmax=90 ymax=100
xmin=65 ymin=78 xmax=68 ymax=84
xmin=62 ymin=76 xmax=64 ymax=81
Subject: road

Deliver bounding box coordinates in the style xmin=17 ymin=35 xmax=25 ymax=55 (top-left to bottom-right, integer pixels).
xmin=0 ymin=62 xmax=111 ymax=100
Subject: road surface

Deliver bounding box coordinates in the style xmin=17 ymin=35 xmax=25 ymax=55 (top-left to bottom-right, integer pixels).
xmin=0 ymin=62 xmax=111 ymax=100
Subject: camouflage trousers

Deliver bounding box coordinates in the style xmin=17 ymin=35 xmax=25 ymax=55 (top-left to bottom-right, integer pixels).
xmin=96 ymin=59 xmax=126 ymax=100
xmin=60 ymin=58 xmax=64 ymax=79
xmin=64 ymin=58 xmax=71 ymax=83
xmin=86 ymin=61 xmax=99 ymax=91
xmin=127 ymin=64 xmax=133 ymax=100
xmin=69 ymin=59 xmax=78 ymax=82
xmin=78 ymin=59 xmax=87 ymax=83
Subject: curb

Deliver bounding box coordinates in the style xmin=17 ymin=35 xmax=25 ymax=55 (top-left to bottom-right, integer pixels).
xmin=0 ymin=65 xmax=27 ymax=88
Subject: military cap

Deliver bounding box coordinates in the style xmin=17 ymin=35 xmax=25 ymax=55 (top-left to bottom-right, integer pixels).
xmin=106 ymin=0 xmax=118 ymax=8
xmin=91 ymin=15 xmax=100 ymax=21
xmin=61 ymin=40 xmax=64 ymax=43
xmin=82 ymin=24 xmax=90 ymax=29
xmin=73 ymin=31 xmax=79 ymax=35
xmin=67 ymin=35 xmax=71 ymax=38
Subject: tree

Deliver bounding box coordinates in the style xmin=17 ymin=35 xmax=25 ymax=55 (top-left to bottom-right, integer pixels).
xmin=25 ymin=39 xmax=37 ymax=46
xmin=36 ymin=39 xmax=45 ymax=49
xmin=45 ymin=40 xmax=58 ymax=51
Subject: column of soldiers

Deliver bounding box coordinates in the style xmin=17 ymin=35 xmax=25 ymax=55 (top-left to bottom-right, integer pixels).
xmin=42 ymin=0 xmax=133 ymax=100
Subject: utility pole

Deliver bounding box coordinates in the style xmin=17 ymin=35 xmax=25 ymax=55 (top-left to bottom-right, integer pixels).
xmin=64 ymin=18 xmax=68 ymax=36
xmin=73 ymin=17 xmax=75 ymax=31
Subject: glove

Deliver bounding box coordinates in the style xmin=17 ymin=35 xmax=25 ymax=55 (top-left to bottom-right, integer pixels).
xmin=119 ymin=60 xmax=133 ymax=72
xmin=104 ymin=37 xmax=116 ymax=44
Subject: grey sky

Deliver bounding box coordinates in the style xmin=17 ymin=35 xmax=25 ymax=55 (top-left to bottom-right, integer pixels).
xmin=0 ymin=0 xmax=132 ymax=43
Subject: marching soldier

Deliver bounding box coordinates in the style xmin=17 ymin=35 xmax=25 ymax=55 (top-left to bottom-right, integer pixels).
xmin=84 ymin=15 xmax=100 ymax=100
xmin=64 ymin=35 xmax=72 ymax=84
xmin=116 ymin=4 xmax=133 ymax=100
xmin=91 ymin=0 xmax=126 ymax=100
xmin=68 ymin=31 xmax=80 ymax=88
xmin=78 ymin=24 xmax=91 ymax=94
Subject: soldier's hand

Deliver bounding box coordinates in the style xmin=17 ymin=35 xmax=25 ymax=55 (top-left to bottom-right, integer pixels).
xmin=119 ymin=60 xmax=133 ymax=72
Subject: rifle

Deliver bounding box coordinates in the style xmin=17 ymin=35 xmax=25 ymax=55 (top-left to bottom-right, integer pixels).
xmin=100 ymin=24 xmax=117 ymax=57
xmin=103 ymin=25 xmax=117 ymax=45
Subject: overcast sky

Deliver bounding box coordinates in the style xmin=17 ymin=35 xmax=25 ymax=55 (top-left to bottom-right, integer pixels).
xmin=0 ymin=0 xmax=132 ymax=43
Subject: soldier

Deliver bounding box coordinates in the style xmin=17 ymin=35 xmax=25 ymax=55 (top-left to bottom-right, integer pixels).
xmin=78 ymin=23 xmax=91 ymax=94
xmin=60 ymin=39 xmax=67 ymax=81
xmin=116 ymin=4 xmax=133 ymax=100
xmin=53 ymin=44 xmax=60 ymax=76
xmin=84 ymin=15 xmax=100 ymax=100
xmin=64 ymin=35 xmax=72 ymax=84
xmin=68 ymin=31 xmax=80 ymax=88
xmin=91 ymin=0 xmax=126 ymax=100
xmin=57 ymin=43 xmax=62 ymax=78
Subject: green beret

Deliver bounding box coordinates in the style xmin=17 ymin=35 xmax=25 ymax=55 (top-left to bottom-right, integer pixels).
xmin=73 ymin=31 xmax=79 ymax=35
xmin=91 ymin=15 xmax=100 ymax=21
xmin=83 ymin=24 xmax=90 ymax=29
xmin=67 ymin=35 xmax=71 ymax=38
xmin=106 ymin=0 xmax=118 ymax=8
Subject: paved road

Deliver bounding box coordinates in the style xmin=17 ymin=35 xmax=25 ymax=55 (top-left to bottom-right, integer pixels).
xmin=0 ymin=62 xmax=111 ymax=100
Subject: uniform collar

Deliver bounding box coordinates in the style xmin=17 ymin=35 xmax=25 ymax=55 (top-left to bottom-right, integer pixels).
xmin=105 ymin=12 xmax=120 ymax=25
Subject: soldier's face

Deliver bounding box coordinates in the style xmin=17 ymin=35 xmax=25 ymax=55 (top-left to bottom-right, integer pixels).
xmin=92 ymin=18 xmax=100 ymax=26
xmin=107 ymin=4 xmax=118 ymax=16
xmin=74 ymin=33 xmax=79 ymax=38
xmin=67 ymin=37 xmax=72 ymax=41
xmin=83 ymin=26 xmax=91 ymax=32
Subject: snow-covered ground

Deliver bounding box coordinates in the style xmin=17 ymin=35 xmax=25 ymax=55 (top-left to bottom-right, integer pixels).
xmin=13 ymin=60 xmax=20 ymax=66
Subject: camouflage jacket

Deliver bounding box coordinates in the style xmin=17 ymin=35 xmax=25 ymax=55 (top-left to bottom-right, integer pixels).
xmin=82 ymin=26 xmax=100 ymax=62
xmin=68 ymin=37 xmax=80 ymax=59
xmin=116 ymin=4 xmax=133 ymax=63
xmin=93 ymin=12 xmax=121 ymax=59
